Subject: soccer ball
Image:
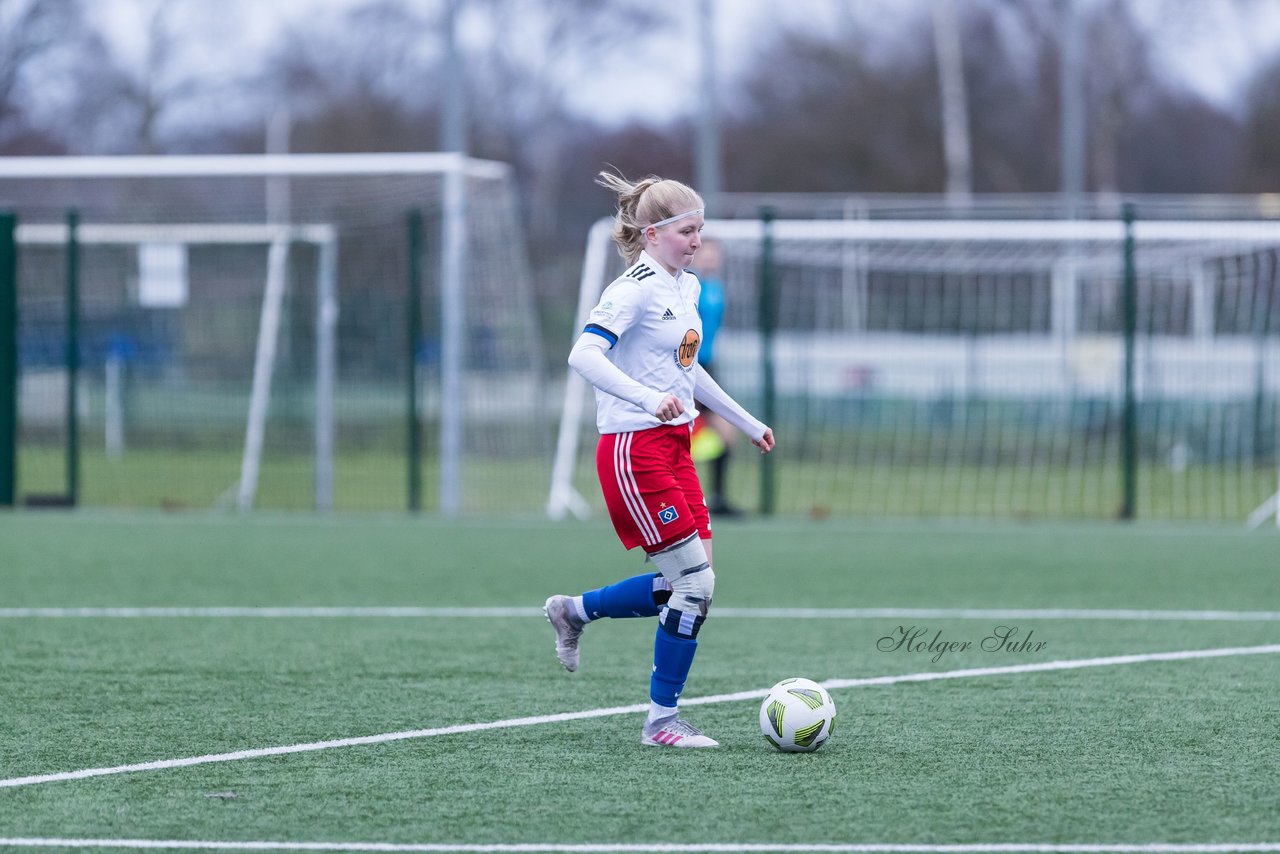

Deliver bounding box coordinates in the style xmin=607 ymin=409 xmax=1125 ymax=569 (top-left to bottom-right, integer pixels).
xmin=759 ymin=677 xmax=837 ymax=753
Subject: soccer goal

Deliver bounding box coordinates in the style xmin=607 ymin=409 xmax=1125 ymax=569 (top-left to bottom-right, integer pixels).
xmin=16 ymin=219 xmax=337 ymax=512
xmin=2 ymin=153 xmax=544 ymax=514
xmin=550 ymin=215 xmax=1280 ymax=523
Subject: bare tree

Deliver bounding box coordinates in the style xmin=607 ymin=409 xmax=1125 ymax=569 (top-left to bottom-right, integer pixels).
xmin=0 ymin=0 xmax=83 ymax=151
xmin=726 ymin=17 xmax=946 ymax=193
xmin=1042 ymin=0 xmax=1253 ymax=196
xmin=64 ymin=0 xmax=268 ymax=153
xmin=963 ymin=1 xmax=1061 ymax=192
xmin=1240 ymin=52 xmax=1280 ymax=190
xmin=256 ymin=0 xmax=442 ymax=152
xmin=463 ymin=0 xmax=673 ymax=245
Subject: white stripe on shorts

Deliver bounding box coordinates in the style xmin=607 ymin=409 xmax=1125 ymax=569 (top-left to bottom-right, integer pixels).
xmin=615 ymin=433 xmax=660 ymax=546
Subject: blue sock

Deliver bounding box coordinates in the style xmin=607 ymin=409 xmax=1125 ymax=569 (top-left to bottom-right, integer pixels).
xmin=581 ymin=573 xmax=664 ymax=620
xmin=650 ymin=623 xmax=699 ymax=708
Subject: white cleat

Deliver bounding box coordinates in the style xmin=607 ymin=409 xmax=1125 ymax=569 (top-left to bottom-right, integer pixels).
xmin=543 ymin=595 xmax=584 ymax=672
xmin=641 ymin=717 xmax=719 ymax=748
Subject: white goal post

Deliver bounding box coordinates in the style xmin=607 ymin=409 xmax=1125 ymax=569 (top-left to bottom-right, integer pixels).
xmin=16 ymin=221 xmax=338 ymax=512
xmin=550 ymin=216 xmax=1280 ymax=525
xmin=3 ymin=153 xmax=541 ymax=514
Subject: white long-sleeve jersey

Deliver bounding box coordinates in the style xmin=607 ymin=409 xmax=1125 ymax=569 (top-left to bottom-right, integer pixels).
xmin=568 ymin=250 xmax=767 ymax=441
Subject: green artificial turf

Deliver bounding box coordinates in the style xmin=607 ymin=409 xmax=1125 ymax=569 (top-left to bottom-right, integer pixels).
xmin=0 ymin=512 xmax=1277 ymax=847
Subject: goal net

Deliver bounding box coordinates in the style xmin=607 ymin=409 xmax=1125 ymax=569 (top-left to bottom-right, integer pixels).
xmin=551 ymin=216 xmax=1280 ymax=523
xmin=4 ymin=154 xmax=544 ymax=513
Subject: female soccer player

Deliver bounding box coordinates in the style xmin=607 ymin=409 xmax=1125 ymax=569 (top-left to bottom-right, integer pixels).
xmin=543 ymin=171 xmax=774 ymax=748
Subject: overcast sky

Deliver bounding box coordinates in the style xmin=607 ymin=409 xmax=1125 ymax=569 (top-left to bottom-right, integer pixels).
xmin=1128 ymin=0 xmax=1280 ymax=108
xmin=87 ymin=0 xmax=1280 ymax=128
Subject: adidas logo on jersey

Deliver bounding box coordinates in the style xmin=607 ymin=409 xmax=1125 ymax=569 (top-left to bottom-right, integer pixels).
xmin=662 ymin=308 xmax=676 ymax=320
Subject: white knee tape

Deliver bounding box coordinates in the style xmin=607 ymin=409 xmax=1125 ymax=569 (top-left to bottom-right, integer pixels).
xmin=671 ymin=566 xmax=715 ymax=616
xmin=650 ymin=534 xmax=715 ymax=616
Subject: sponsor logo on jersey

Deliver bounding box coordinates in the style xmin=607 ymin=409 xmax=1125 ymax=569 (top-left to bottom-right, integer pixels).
xmin=590 ymin=299 xmax=619 ymax=323
xmin=662 ymin=308 xmax=676 ymax=320
xmin=676 ymin=328 xmax=700 ymax=369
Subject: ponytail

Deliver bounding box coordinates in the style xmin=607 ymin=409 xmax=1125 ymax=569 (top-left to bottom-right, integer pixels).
xmin=596 ymin=170 xmax=704 ymax=265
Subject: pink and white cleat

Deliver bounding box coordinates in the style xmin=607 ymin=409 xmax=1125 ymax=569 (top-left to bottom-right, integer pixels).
xmin=542 ymin=595 xmax=584 ymax=672
xmin=641 ymin=717 xmax=719 ymax=748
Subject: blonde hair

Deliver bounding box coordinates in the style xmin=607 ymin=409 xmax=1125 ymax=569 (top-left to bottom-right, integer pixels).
xmin=596 ymin=170 xmax=705 ymax=264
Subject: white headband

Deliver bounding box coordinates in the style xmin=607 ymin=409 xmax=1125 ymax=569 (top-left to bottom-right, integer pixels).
xmin=642 ymin=208 xmax=704 ymax=231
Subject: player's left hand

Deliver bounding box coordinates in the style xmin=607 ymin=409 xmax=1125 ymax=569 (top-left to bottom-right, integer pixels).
xmin=753 ymin=428 xmax=775 ymax=454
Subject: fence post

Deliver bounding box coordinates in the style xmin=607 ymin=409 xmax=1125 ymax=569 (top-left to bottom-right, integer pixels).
xmin=66 ymin=210 xmax=80 ymax=505
xmin=758 ymin=207 xmax=777 ymax=516
xmin=1120 ymin=203 xmax=1137 ymax=520
xmin=407 ymin=209 xmax=423 ymax=513
xmin=0 ymin=212 xmax=15 ymax=507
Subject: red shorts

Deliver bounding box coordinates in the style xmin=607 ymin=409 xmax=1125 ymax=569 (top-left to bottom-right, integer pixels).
xmin=596 ymin=425 xmax=711 ymax=553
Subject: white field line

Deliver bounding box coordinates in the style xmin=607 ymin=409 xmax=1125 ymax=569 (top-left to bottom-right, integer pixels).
xmin=1 ymin=606 xmax=1279 ymax=622
xmin=2 ymin=840 xmax=1280 ymax=853
xmin=1 ymin=644 xmax=1277 ymax=790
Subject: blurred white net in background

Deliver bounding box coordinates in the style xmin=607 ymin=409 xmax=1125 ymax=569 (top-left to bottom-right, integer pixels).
xmin=552 ymin=216 xmax=1280 ymax=523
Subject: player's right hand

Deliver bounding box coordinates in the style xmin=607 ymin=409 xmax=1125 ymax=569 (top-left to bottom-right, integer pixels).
xmin=654 ymin=395 xmax=685 ymax=422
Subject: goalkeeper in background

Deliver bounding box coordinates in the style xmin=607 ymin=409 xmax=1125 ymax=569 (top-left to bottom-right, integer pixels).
xmin=689 ymin=238 xmax=741 ymax=517
xmin=543 ymin=170 xmax=774 ymax=749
